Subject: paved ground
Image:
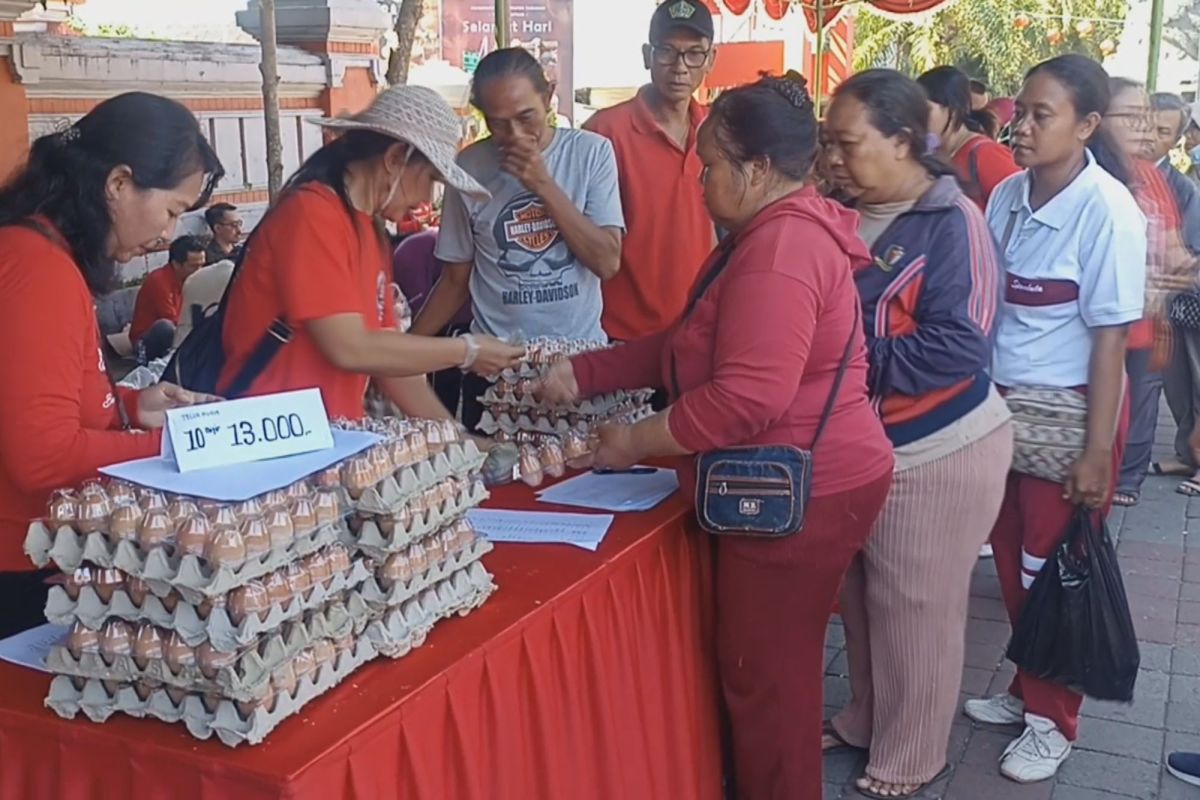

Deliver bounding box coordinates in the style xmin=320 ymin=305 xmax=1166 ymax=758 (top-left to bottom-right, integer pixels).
xmin=822 ymin=402 xmax=1200 ymax=799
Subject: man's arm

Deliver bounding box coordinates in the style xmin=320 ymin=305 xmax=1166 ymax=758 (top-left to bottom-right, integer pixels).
xmin=411 ymin=262 xmax=472 ymax=336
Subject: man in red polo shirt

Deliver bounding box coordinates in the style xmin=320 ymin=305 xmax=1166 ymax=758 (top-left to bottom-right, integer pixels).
xmin=584 ymin=0 xmax=716 ymax=355
xmin=130 ymin=235 xmax=205 ymax=364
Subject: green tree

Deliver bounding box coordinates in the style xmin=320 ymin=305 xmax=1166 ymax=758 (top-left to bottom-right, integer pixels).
xmin=853 ymin=0 xmax=1129 ymax=94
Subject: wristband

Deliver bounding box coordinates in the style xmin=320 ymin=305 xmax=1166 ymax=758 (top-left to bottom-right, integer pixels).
xmin=459 ymin=333 xmax=480 ymax=371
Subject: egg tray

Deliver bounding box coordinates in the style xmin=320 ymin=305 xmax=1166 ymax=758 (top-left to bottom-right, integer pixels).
xmin=44 ymin=565 xmax=499 ymax=747
xmin=44 ymin=594 xmax=373 ymax=702
xmin=478 ymin=404 xmax=655 ymax=437
xmin=349 ymin=440 xmax=486 ymax=516
xmin=349 ymin=482 xmax=489 ymax=557
xmin=44 ymin=559 xmax=373 ymax=651
xmin=44 ymin=635 xmax=377 ymax=747
xmin=363 ymin=561 xmax=498 ymax=659
xmin=478 ymin=387 xmax=652 ymax=417
xmin=24 ymin=519 xmax=349 ymax=603
xmin=358 ymin=539 xmax=493 ymax=609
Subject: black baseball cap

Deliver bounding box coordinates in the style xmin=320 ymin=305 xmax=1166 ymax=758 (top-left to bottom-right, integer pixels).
xmin=649 ymin=0 xmax=715 ymax=43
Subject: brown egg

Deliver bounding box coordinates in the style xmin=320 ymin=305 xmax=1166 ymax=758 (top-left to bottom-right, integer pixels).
xmin=133 ymin=680 xmax=157 ymax=701
xmin=379 ymin=552 xmax=412 ymax=588
xmin=441 ymin=419 xmax=463 ymax=445
xmin=234 ymin=497 xmax=262 ymax=520
xmin=312 ymin=489 xmax=342 ymax=526
xmin=235 ymin=685 xmax=276 ymax=719
xmin=79 ymin=478 xmax=106 ymax=496
xmin=304 ymin=551 xmax=333 ymax=587
xmin=64 ymin=566 xmax=92 ymax=600
xmin=166 ymin=498 xmax=199 ymax=523
xmin=163 ymin=631 xmax=196 ymax=675
xmin=131 ymin=624 xmax=164 ymax=670
xmin=75 ymin=492 xmax=111 ymax=535
xmin=515 ymin=378 xmax=537 ymax=400
xmin=333 ymin=634 xmax=355 ymax=655
xmin=207 ymin=505 xmax=239 ymax=528
xmin=47 ymin=493 xmax=78 ymax=529
xmin=407 ymin=540 xmax=428 ymax=574
xmin=67 ymin=620 xmax=99 ymax=660
xmin=201 ymin=691 xmax=223 ymax=714
xmin=292 ymin=649 xmax=318 ymax=684
xmin=340 ymin=456 xmax=375 ymax=499
xmin=93 ymin=568 xmax=126 ymax=604
xmin=272 ymin=662 xmax=298 ymax=699
xmin=394 ymin=504 xmax=415 ymax=535
xmin=407 ymin=428 xmax=429 ymax=463
xmin=136 ymin=509 xmax=173 ymax=552
xmin=227 ymin=581 xmax=271 ymax=625
xmin=494 ymin=430 xmax=514 ymax=444
xmin=314 ymin=465 xmax=342 ymax=489
xmin=368 ymin=445 xmax=394 ymax=480
xmin=195 ymin=498 xmax=224 ymax=517
xmin=424 ymin=533 xmax=446 ymax=563
xmin=107 ymin=501 xmax=143 ymax=542
xmin=285 ymin=479 xmax=311 ymax=501
xmin=175 ymin=513 xmax=213 ymax=558
xmin=138 ymin=490 xmax=168 ymax=512
xmin=161 ymin=590 xmax=181 ymax=612
xmin=494 ymin=379 xmax=514 ymax=399
xmin=259 ymin=489 xmax=289 ymax=510
xmin=290 ymin=497 xmax=317 ymax=534
xmin=519 ymin=445 xmax=544 ymax=487
xmin=285 ymin=562 xmax=312 ymax=597
xmin=424 ymin=420 xmax=446 ymax=454
xmin=263 ymin=509 xmax=294 ymax=551
xmin=540 ymin=440 xmax=566 ymax=479
xmin=327 ymin=542 xmax=352 ymax=574
xmin=98 ymin=619 xmax=133 ymax=666
xmin=125 ymin=576 xmax=151 ymax=608
xmin=452 ymin=518 xmax=478 ymax=550
xmin=264 ymin=570 xmax=291 ymax=608
xmin=439 ymin=527 xmax=460 ymax=558
xmin=196 ymin=594 xmax=226 ymax=621
xmin=421 ymin=486 xmax=442 ymax=514
xmin=196 ymin=641 xmax=238 ymax=680
xmin=388 ymin=437 xmax=414 ymax=470
xmin=312 ymin=639 xmax=336 ymax=670
xmin=240 ymin=515 xmax=272 ymax=559
xmin=164 ymin=686 xmax=188 ymax=707
xmin=205 ymin=528 xmax=247 ymax=570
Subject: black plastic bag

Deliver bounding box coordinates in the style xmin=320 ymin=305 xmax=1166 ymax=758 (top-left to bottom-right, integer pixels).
xmin=1006 ymin=509 xmax=1140 ymax=702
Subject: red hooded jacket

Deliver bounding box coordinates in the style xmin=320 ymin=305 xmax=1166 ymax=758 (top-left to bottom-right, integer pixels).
xmin=574 ymin=187 xmax=894 ymax=499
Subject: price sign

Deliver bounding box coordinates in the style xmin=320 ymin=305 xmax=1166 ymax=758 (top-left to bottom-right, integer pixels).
xmin=162 ymin=388 xmax=335 ymax=473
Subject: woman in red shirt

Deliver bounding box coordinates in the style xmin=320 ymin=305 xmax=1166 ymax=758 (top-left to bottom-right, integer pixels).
xmin=540 ymin=75 xmax=894 ymax=800
xmin=219 ymin=86 xmax=523 ymax=422
xmin=919 ymin=66 xmax=1020 ymax=210
xmin=0 ymin=93 xmax=223 ymax=636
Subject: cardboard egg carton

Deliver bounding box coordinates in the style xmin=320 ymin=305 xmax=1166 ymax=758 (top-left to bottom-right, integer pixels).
xmin=44 ymin=559 xmax=372 ymax=652
xmin=363 ymin=562 xmax=498 ymax=659
xmin=45 ymin=595 xmax=373 ymax=702
xmin=350 ymin=440 xmax=486 ymax=516
xmin=478 ymin=403 xmax=656 ymax=437
xmin=24 ymin=520 xmax=348 ymax=603
xmin=350 ymin=482 xmax=489 ymax=557
xmin=479 ymin=387 xmax=651 ymax=416
xmin=357 ymin=541 xmax=493 ymax=609
xmin=45 ymin=636 xmax=378 ymax=747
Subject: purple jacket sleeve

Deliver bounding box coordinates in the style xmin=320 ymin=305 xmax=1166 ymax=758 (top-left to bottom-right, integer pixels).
xmin=866 ymin=205 xmax=1000 ymax=397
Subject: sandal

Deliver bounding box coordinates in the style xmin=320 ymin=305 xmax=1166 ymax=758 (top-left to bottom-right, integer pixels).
xmin=1153 ymin=461 xmax=1194 ymax=477
xmin=1178 ymin=478 xmax=1200 ymax=497
xmin=822 ymin=720 xmax=865 ymax=753
xmin=855 ymin=765 xmax=951 ymax=800
xmin=1112 ymin=491 xmax=1139 ymax=507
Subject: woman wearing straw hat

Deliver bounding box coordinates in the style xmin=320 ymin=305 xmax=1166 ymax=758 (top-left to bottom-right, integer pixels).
xmin=218 ymin=85 xmax=524 ymax=422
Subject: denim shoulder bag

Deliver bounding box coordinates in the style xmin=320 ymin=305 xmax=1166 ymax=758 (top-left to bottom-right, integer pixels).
xmin=671 ymin=244 xmax=860 ymax=538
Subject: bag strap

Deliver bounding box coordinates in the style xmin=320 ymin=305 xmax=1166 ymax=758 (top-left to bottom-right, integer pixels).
xmin=1000 ymin=208 xmax=1020 ymax=253
xmin=670 ymin=242 xmax=737 ymax=398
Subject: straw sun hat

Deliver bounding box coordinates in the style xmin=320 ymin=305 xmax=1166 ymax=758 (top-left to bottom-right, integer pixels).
xmin=310 ymin=84 xmax=489 ymax=199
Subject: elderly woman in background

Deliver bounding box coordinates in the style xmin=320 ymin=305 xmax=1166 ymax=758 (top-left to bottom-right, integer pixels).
xmin=821 ymin=69 xmax=1010 ymax=799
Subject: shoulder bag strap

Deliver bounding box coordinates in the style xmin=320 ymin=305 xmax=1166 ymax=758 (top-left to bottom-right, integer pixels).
xmin=810 ymin=303 xmax=862 ymax=451
xmin=1000 ymin=208 xmax=1020 ymax=253
xmin=670 ymin=242 xmax=737 ymax=398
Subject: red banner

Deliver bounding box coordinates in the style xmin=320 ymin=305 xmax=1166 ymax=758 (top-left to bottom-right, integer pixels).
xmin=441 ymin=1 xmax=575 ymax=123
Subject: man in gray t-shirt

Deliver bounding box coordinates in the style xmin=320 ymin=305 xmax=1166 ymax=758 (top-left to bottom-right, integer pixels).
xmin=430 ymin=127 xmax=625 ymax=342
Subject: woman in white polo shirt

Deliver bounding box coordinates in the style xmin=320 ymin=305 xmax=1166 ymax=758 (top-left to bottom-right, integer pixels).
xmin=963 ymin=55 xmax=1147 ymax=784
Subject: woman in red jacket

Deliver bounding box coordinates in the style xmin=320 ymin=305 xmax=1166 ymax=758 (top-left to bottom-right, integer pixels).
xmin=540 ymin=74 xmax=894 ymax=800
xmin=0 ymin=93 xmax=224 ymax=637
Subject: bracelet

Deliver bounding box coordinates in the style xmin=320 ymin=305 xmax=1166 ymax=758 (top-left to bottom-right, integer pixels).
xmin=458 ymin=333 xmax=480 ymax=371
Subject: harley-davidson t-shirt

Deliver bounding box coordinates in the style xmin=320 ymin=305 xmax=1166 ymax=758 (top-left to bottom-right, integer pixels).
xmin=435 ymin=128 xmax=625 ymax=342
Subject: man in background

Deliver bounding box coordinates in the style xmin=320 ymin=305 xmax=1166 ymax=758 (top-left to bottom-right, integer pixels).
xmin=204 ymin=202 xmax=243 ymax=264
xmin=130 ymin=235 xmax=205 ymax=363
xmin=583 ymin=0 xmax=716 ymax=383
xmin=1150 ymin=93 xmax=1200 ymax=253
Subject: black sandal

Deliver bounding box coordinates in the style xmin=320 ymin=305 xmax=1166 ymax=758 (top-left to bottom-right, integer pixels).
xmin=821 ymin=720 xmax=865 ymax=753
xmin=855 ymin=765 xmax=951 ymax=799
xmin=1112 ymin=491 xmax=1139 ymax=507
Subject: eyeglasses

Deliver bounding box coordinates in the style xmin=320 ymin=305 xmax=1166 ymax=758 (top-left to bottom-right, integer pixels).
xmin=1105 ymin=111 xmax=1151 ymax=131
xmin=650 ymin=45 xmax=711 ymax=68
xmin=216 ymin=219 xmax=244 ymax=230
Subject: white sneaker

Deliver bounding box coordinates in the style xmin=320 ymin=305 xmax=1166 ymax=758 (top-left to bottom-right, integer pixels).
xmin=1000 ymin=714 xmax=1072 ymax=783
xmin=964 ymin=692 xmax=1024 ymax=725
xmin=979 ymin=543 xmax=994 ymax=558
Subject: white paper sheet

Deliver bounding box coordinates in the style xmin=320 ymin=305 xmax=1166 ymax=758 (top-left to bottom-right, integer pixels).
xmin=100 ymin=429 xmax=382 ymax=501
xmin=0 ymin=623 xmax=68 ymax=673
xmin=466 ymin=509 xmax=614 ymax=551
xmin=536 ymin=468 xmax=679 ymax=512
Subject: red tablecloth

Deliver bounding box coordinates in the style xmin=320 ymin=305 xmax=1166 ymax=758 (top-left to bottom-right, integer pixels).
xmin=0 ymin=485 xmax=723 ymax=800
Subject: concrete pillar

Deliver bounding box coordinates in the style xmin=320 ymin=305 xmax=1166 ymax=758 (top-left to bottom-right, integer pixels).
xmin=0 ymin=1 xmax=36 ymax=182
xmin=238 ymin=0 xmax=389 ymax=120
